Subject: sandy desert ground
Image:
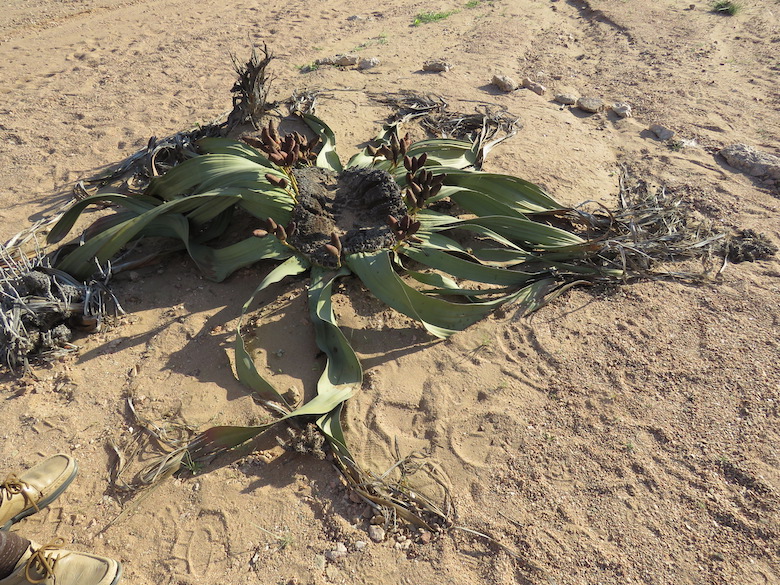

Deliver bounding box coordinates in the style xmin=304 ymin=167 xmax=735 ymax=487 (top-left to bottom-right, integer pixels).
xmin=1 ymin=0 xmax=779 ymax=584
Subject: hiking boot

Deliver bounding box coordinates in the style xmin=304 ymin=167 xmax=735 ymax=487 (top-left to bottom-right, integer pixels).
xmin=0 ymin=538 xmax=121 ymax=585
xmin=0 ymin=455 xmax=78 ymax=530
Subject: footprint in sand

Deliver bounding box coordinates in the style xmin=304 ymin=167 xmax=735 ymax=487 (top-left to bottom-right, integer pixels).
xmin=169 ymin=509 xmax=231 ymax=581
xmin=144 ymin=504 xmax=230 ymax=583
xmin=449 ymin=417 xmax=496 ymax=468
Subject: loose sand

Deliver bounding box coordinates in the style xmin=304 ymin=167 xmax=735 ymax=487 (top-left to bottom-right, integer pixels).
xmin=1 ymin=1 xmax=779 ymax=584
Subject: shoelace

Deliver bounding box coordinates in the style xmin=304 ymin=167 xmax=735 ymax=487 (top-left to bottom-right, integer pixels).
xmin=25 ymin=538 xmax=69 ymax=585
xmin=0 ymin=475 xmax=40 ymax=513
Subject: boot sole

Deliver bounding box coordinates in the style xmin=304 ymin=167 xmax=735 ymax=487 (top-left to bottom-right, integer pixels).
xmin=109 ymin=561 xmax=123 ymax=585
xmin=1 ymin=459 xmax=78 ymax=530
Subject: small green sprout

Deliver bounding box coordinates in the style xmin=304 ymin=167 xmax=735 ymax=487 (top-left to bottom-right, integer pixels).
xmin=413 ymin=10 xmax=458 ymax=26
xmin=711 ymin=0 xmax=742 ymax=15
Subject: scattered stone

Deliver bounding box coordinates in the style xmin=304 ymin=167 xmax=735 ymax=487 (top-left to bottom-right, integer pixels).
xmin=554 ymin=93 xmax=577 ymax=105
xmin=418 ymin=530 xmax=432 ymax=544
xmin=576 ymin=96 xmax=605 ymax=113
xmin=423 ymin=59 xmax=452 ymax=72
xmin=283 ymin=386 xmax=300 ymax=404
xmin=369 ymin=514 xmax=385 ymax=525
xmin=314 ymin=554 xmax=327 ymax=570
xmin=325 ymin=542 xmax=348 ymax=562
xmin=491 ymin=74 xmax=519 ymax=92
xmin=676 ymin=138 xmax=699 ymax=149
xmin=522 ymin=77 xmax=547 ymax=95
xmin=357 ymin=57 xmax=381 ymax=70
xmin=612 ymin=102 xmax=632 ymax=118
xmin=368 ymin=525 xmax=386 ymax=542
xmin=354 ymin=540 xmax=367 ymax=551
xmin=649 ymin=124 xmax=675 ymax=141
xmin=719 ymin=144 xmax=780 ymax=181
xmin=325 ymin=566 xmax=340 ymax=581
xmin=316 ymin=54 xmax=359 ymax=67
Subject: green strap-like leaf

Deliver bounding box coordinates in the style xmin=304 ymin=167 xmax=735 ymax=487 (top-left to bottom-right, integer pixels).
xmin=147 ymin=154 xmax=276 ymax=199
xmin=48 ymin=193 xmax=158 ymax=244
xmin=438 ymin=168 xmax=565 ymax=214
xmin=300 ymin=113 xmax=344 ymax=172
xmin=415 ymin=209 xmax=462 ymax=229
xmin=345 ymin=250 xmax=527 ymax=338
xmin=185 ymin=187 xmax=292 ymax=225
xmin=413 ymin=230 xmax=471 ymax=254
xmin=308 ymin=266 xmax=363 ymax=397
xmin=236 ymin=189 xmax=294 ymax=223
xmin=54 ymin=194 xmax=236 ymax=278
xmin=404 ymin=138 xmax=478 ymax=170
xmin=448 ymin=216 xmax=586 ymax=248
xmin=316 ymin=404 xmax=353 ymax=463
xmin=471 ymin=247 xmax=535 ymax=266
xmin=197 ymin=137 xmax=275 ymax=167
xmin=406 ymin=269 xmax=461 ymax=291
xmin=189 ymin=236 xmax=293 ymax=283
xmin=401 ymin=246 xmax=534 ymax=286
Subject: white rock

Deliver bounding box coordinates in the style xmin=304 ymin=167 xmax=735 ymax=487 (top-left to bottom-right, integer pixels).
xmin=554 ymin=93 xmax=577 ymax=105
xmin=317 ymin=54 xmax=359 ymax=67
xmin=719 ymin=144 xmax=780 ymax=180
xmin=576 ymin=96 xmax=605 ymax=113
xmin=368 ymin=525 xmax=386 ymax=542
xmin=491 ymin=74 xmax=519 ymax=92
xmin=325 ymin=542 xmax=348 ymax=562
xmin=358 ymin=57 xmax=381 ymax=70
xmin=612 ymin=102 xmax=632 ymax=118
xmin=423 ymin=59 xmax=452 ymax=72
xmin=522 ymin=77 xmax=547 ymax=95
xmin=649 ymin=124 xmax=675 ymax=141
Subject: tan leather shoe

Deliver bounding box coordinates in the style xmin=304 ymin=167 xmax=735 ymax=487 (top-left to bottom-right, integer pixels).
xmin=0 ymin=538 xmax=121 ymax=585
xmin=0 ymin=455 xmax=77 ymax=530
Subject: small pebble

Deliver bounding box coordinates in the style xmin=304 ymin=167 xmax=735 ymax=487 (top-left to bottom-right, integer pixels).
xmin=491 ymin=74 xmax=519 ymax=92
xmin=358 ymin=57 xmax=381 ymax=70
xmin=368 ymin=525 xmax=386 ymax=542
xmin=325 ymin=542 xmax=348 ymax=562
xmin=612 ymin=102 xmax=632 ymax=118
xmin=423 ymin=59 xmax=452 ymax=72
xmin=354 ymin=541 xmax=367 ymax=551
xmin=576 ymin=96 xmax=605 ymax=113
xmin=649 ymin=124 xmax=675 ymax=141
xmin=522 ymin=77 xmax=547 ymax=95
xmin=370 ymin=514 xmax=385 ymax=525
xmin=554 ymin=93 xmax=577 ymax=105
xmin=316 ymin=54 xmax=359 ymax=67
xmin=325 ymin=566 xmax=340 ymax=580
